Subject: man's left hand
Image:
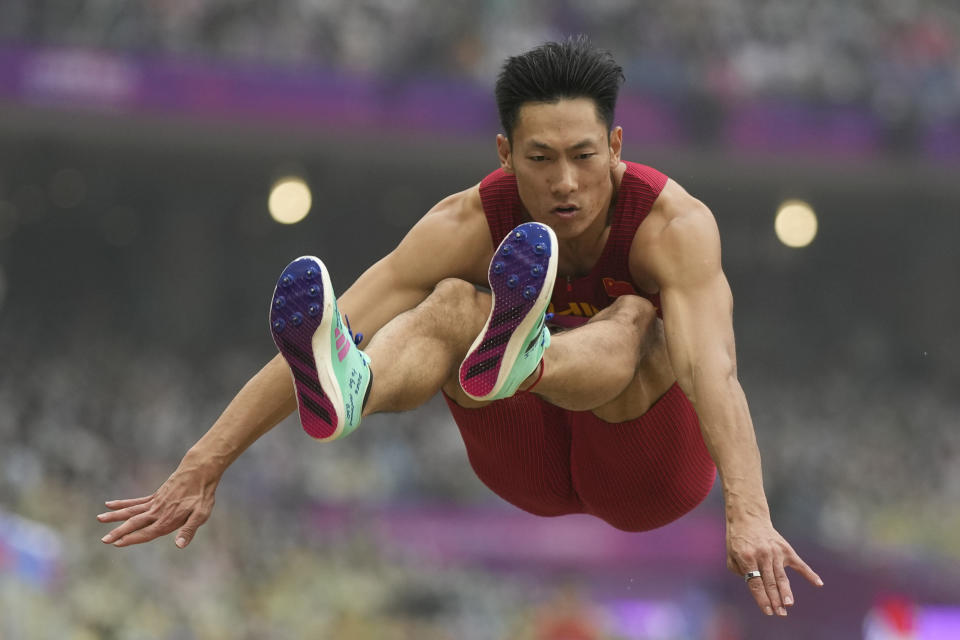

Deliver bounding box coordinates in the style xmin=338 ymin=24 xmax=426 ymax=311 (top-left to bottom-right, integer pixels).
xmin=726 ymin=516 xmax=823 ymax=616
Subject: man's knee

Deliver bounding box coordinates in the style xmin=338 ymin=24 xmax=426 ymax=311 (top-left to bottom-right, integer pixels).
xmin=597 ymin=293 xmax=656 ymax=318
xmin=423 ymin=278 xmax=488 ymax=320
xmin=430 ymin=277 xmax=480 ymax=305
xmin=593 ymin=294 xmax=657 ymax=334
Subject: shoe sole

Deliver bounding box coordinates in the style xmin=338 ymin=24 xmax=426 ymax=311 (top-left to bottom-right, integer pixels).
xmin=269 ymin=256 xmax=346 ymax=441
xmin=459 ymin=222 xmax=558 ymax=400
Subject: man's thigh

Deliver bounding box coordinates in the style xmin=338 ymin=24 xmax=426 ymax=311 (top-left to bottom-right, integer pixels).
xmin=440 ymin=287 xmax=494 ymax=409
xmin=590 ymin=317 xmax=677 ymax=423
xmin=443 ymin=300 xmax=677 ymax=418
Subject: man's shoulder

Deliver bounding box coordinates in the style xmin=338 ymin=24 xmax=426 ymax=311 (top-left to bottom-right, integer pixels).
xmin=433 ymin=182 xmax=483 ymax=215
xmin=479 ymin=167 xmax=516 ymax=188
xmin=630 ymin=178 xmax=720 ymax=283
xmin=638 ymin=178 xmax=712 ymax=241
xmin=622 ymin=159 xmax=667 ymax=177
xmin=391 ymin=183 xmax=491 ymax=286
xmin=621 ymin=160 xmax=669 ymax=194
xmin=421 ymin=183 xmax=490 ymax=249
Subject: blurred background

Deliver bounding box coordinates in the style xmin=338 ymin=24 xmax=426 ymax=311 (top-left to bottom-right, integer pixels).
xmin=1 ymin=1 xmax=959 ymax=638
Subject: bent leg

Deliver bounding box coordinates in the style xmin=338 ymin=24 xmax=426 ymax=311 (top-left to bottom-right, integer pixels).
xmin=588 ymin=310 xmax=677 ymax=423
xmin=363 ymin=285 xmax=675 ymax=418
xmin=443 ymin=294 xmax=671 ymax=413
xmin=362 ymin=278 xmax=490 ymax=415
xmin=534 ymin=295 xmax=664 ymax=411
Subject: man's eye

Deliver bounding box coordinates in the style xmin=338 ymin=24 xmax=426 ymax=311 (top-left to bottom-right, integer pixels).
xmin=529 ymin=155 xmax=546 ymax=162
xmin=577 ymin=153 xmax=596 ymax=160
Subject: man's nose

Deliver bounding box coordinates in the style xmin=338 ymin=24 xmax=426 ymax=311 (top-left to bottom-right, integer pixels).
xmin=550 ymin=160 xmax=576 ymax=197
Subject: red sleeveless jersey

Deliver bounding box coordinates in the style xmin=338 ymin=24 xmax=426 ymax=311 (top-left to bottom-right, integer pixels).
xmin=478 ymin=161 xmax=667 ymax=328
xmin=450 ymin=162 xmax=716 ymax=532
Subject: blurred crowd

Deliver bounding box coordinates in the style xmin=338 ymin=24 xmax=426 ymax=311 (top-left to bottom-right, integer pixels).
xmin=1 ymin=0 xmax=959 ymax=125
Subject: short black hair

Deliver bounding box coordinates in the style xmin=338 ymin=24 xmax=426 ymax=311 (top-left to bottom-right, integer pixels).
xmin=495 ymin=36 xmax=624 ymax=142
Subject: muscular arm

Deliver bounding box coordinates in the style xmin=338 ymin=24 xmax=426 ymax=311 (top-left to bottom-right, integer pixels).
xmin=643 ymin=196 xmax=767 ymax=522
xmin=100 ymin=185 xmax=492 ymax=548
xmin=338 ymin=185 xmax=492 ymax=344
xmin=636 ymin=180 xmax=821 ymax=615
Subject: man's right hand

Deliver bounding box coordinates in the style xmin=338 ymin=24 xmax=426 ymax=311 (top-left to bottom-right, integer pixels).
xmin=98 ymin=456 xmax=220 ymax=549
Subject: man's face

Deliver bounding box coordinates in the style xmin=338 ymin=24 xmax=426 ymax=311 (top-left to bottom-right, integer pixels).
xmin=497 ymin=97 xmax=622 ymax=240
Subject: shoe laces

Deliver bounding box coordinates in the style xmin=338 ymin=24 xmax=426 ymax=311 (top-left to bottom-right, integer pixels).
xmin=344 ymin=314 xmax=363 ymax=346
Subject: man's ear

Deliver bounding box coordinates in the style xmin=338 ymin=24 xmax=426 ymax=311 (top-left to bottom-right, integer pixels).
xmin=496 ymin=134 xmax=514 ymax=173
xmin=608 ymin=126 xmax=623 ymax=167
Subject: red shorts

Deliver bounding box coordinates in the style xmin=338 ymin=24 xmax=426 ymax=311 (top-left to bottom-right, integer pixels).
xmin=443 ymin=383 xmax=716 ymax=532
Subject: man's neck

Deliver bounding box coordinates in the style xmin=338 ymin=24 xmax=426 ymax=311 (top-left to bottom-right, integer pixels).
xmin=556 ymin=164 xmax=625 ymax=277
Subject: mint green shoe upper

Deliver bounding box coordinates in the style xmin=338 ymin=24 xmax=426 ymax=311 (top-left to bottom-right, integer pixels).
xmin=486 ymin=312 xmax=551 ymax=401
xmin=326 ymin=301 xmax=371 ymax=437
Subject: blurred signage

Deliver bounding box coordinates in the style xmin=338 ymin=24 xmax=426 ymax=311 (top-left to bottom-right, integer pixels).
xmin=21 ymin=48 xmax=139 ymax=106
xmin=0 ymin=508 xmax=62 ymax=588
xmin=864 ymin=597 xmax=960 ymax=640
xmin=312 ymin=504 xmax=723 ymax=570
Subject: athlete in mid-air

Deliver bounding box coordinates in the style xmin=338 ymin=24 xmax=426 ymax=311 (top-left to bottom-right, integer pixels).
xmin=99 ymin=37 xmax=822 ymax=617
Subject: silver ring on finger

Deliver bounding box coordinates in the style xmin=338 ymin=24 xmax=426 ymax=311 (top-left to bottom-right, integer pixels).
xmin=743 ymin=570 xmax=762 ymax=582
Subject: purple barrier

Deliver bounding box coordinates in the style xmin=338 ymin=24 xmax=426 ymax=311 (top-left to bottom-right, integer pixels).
xmin=309 ymin=501 xmax=724 ymax=571
xmin=1 ymin=44 xmax=140 ymax=110
xmin=724 ymin=100 xmax=883 ymax=158
xmin=0 ymin=43 xmax=496 ymax=133
xmin=616 ymin=94 xmax=685 ymax=146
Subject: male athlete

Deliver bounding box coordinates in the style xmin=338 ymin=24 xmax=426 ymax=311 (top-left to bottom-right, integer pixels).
xmin=99 ymin=37 xmax=822 ymax=617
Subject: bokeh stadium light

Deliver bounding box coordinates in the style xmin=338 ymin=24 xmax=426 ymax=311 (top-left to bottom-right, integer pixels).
xmin=774 ymin=199 xmax=818 ymax=248
xmin=268 ymin=176 xmax=312 ymax=225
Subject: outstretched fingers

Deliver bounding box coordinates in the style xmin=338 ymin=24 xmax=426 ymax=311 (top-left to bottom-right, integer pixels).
xmin=101 ymin=511 xmax=160 ymax=546
xmin=744 ymin=567 xmax=773 ymax=616
xmin=786 ymin=547 xmax=824 ymax=588
xmin=112 ymin=521 xmax=180 ymax=547
xmin=740 ymin=546 xmax=823 ymax=617
xmin=104 ymin=495 xmax=154 ymax=510
xmin=738 ymin=550 xmax=786 ymax=617
xmin=106 ymin=506 xmax=192 ymax=547
xmin=760 ymin=556 xmax=787 ymax=616
xmin=97 ymin=501 xmax=152 ymax=523
xmin=773 ymin=561 xmax=794 ymax=608
xmin=174 ymin=506 xmax=213 ymax=549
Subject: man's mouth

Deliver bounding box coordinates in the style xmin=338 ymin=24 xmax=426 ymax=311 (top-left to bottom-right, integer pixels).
xmin=552 ymin=205 xmax=579 ymax=217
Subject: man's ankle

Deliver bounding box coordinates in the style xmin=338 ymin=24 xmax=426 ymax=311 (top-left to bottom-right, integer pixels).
xmin=517 ymin=360 xmax=545 ymax=393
